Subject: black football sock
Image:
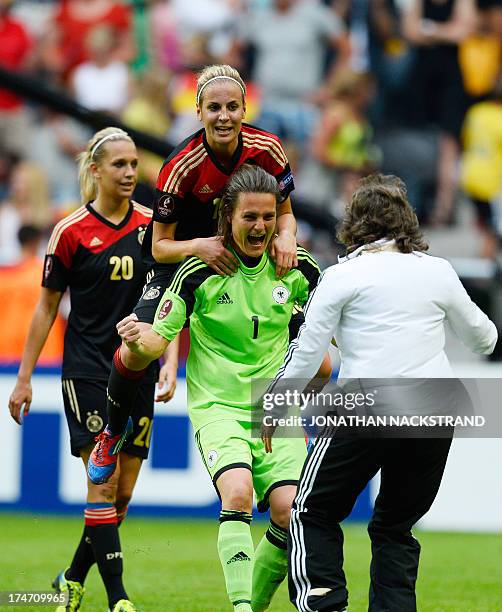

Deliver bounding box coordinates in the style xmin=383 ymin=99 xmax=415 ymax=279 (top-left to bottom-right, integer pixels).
xmin=65 ymin=524 xmax=95 ymax=584
xmin=85 ymin=503 xmax=127 ymax=608
xmin=107 ymin=348 xmax=146 ymax=434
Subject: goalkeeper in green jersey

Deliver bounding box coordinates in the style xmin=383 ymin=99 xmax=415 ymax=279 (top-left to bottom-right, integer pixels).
xmin=114 ymin=164 xmax=331 ymax=612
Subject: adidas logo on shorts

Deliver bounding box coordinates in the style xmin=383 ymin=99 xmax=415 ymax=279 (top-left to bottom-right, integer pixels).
xmin=216 ymin=292 xmax=233 ymax=304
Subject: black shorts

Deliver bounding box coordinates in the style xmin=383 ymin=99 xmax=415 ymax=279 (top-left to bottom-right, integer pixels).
xmin=62 ymin=378 xmax=155 ymax=459
xmin=134 ymin=265 xmax=178 ymax=324
xmin=414 ymin=49 xmax=467 ymax=138
xmin=471 ymin=197 xmax=495 ymax=232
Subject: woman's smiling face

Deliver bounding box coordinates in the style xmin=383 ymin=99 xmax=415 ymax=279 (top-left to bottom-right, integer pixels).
xmin=197 ymin=80 xmax=246 ymax=152
xmin=230 ymin=192 xmax=277 ymax=258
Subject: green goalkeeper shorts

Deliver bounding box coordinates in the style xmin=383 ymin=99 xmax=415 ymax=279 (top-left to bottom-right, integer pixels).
xmin=195 ymin=419 xmax=307 ymax=512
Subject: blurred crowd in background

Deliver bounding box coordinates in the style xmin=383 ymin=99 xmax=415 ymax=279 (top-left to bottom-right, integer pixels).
xmin=1 ymin=0 xmax=502 ymax=363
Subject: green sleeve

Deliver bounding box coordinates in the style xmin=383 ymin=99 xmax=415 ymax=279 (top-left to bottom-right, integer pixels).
xmin=152 ymin=256 xmax=217 ymax=341
xmin=152 ymin=290 xmax=187 ymax=342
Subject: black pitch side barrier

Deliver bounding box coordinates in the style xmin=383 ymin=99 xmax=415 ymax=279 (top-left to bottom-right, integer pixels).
xmin=0 ymin=65 xmax=173 ymax=157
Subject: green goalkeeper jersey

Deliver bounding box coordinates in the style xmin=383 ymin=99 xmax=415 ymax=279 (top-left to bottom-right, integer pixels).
xmin=152 ymin=246 xmax=320 ymax=431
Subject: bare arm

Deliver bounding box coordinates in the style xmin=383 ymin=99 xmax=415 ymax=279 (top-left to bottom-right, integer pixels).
xmin=156 ymin=333 xmax=179 ymax=402
xmin=329 ymin=29 xmax=351 ymax=67
xmin=271 ymin=197 xmax=298 ymax=278
xmin=402 ymin=0 xmax=476 ymax=46
xmin=8 ymin=287 xmax=64 ymax=424
xmin=310 ymin=105 xmax=344 ymax=166
xmin=152 ymin=221 xmax=196 ymax=263
xmin=430 ymin=0 xmax=476 ymax=43
xmin=118 ymin=314 xmax=170 ymax=361
xmin=152 ymin=221 xmax=238 ymax=275
xmin=370 ymin=0 xmax=400 ymax=41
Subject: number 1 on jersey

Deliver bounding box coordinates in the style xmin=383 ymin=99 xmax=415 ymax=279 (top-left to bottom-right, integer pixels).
xmin=252 ymin=315 xmax=259 ymax=339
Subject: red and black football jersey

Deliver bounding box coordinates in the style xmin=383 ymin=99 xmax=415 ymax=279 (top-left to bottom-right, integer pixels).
xmin=142 ymin=124 xmax=294 ymax=267
xmin=43 ymin=201 xmax=156 ymax=380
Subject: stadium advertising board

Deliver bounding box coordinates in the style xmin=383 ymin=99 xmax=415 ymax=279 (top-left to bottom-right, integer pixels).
xmin=1 ymin=370 xmax=501 ymax=530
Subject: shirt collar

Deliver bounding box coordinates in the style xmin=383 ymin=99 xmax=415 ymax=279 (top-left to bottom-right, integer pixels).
xmin=338 ymin=238 xmax=397 ymax=263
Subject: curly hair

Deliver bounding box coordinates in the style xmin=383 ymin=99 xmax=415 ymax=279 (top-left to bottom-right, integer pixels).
xmin=337 ymin=174 xmax=428 ymax=254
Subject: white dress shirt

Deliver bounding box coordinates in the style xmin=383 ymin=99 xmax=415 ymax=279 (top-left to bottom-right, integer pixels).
xmin=276 ymin=242 xmax=498 ymax=381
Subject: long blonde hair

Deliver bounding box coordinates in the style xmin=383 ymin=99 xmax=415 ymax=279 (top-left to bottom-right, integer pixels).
xmin=77 ymin=127 xmax=133 ymax=203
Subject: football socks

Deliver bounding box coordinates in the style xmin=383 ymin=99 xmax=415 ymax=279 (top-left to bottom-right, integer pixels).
xmin=252 ymin=520 xmax=288 ymax=611
xmin=65 ymin=525 xmax=95 ymax=584
xmin=107 ymin=349 xmax=146 ymax=435
xmin=218 ymin=511 xmax=254 ymax=606
xmin=84 ymin=503 xmax=127 ymax=608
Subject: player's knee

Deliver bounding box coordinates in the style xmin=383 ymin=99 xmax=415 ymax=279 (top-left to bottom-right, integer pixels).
xmin=271 ymin=503 xmax=292 ymax=529
xmin=88 ymin=479 xmax=118 ymax=504
xmin=222 ymin=484 xmax=253 ymax=512
xmin=269 ymin=484 xmax=296 ymax=528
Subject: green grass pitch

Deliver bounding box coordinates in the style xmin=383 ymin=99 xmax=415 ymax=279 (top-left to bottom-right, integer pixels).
xmin=0 ymin=513 xmax=500 ymax=611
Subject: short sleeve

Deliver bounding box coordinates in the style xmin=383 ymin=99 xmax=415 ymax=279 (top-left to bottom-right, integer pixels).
xmin=153 ymin=152 xmax=194 ymax=224
xmin=153 ymin=257 xmax=215 ymax=339
xmin=251 ymin=133 xmax=295 ymax=202
xmin=312 ymin=4 xmax=344 ymax=39
xmin=152 ymin=290 xmax=187 ymax=342
xmin=42 ymin=225 xmax=75 ymax=292
xmin=288 ymin=304 xmax=305 ymax=343
xmin=275 ymin=164 xmax=295 ymax=203
xmin=295 ymin=247 xmax=321 ymax=305
xmin=152 ymin=187 xmax=184 ymax=224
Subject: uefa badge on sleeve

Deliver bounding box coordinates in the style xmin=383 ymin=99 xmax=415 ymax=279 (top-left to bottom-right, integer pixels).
xmin=157 ymin=299 xmax=173 ymax=320
xmin=157 ymin=194 xmax=175 ymax=218
xmin=44 ymin=256 xmax=53 ymax=281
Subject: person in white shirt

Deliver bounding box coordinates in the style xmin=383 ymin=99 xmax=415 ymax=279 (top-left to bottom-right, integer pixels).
xmin=71 ymin=25 xmax=130 ymax=116
xmin=263 ymin=174 xmax=498 ymax=612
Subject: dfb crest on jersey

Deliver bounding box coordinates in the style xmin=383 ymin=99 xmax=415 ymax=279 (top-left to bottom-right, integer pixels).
xmin=143 ymin=286 xmax=161 ymax=301
xmin=137 ymin=224 xmax=147 ymax=245
xmin=157 ymin=194 xmax=175 ymax=218
xmin=157 ymin=299 xmax=173 ymax=320
xmin=86 ymin=411 xmax=104 ymax=433
xmin=207 ymin=449 xmax=218 ymax=468
xmin=272 ymin=285 xmax=289 ymax=304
